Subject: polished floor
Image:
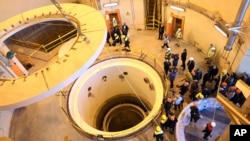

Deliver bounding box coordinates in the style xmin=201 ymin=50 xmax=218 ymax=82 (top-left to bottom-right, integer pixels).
xmin=8 ymin=29 xmax=230 ymax=141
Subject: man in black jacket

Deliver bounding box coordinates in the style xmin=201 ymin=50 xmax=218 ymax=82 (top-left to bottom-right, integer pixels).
xmin=181 ymin=48 xmax=187 ymax=70
xmin=190 ymin=103 xmax=200 ymax=123
xmin=158 ymin=23 xmax=165 ymax=40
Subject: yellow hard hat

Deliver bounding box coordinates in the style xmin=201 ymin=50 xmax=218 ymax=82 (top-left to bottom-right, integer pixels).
xmin=121 ymin=35 xmax=126 ymax=38
xmin=198 ymin=94 xmax=204 ymax=99
xmin=155 ymin=126 xmax=162 ymax=132
xmin=162 ymin=114 xmax=167 ymax=120
xmin=161 ymin=114 xmax=168 ymax=123
xmin=196 ymin=92 xmax=204 ymax=99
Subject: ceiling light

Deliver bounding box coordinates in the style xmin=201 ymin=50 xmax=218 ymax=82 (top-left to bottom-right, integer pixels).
xmin=214 ymin=24 xmax=228 ymax=37
xmin=103 ymin=2 xmax=118 ymax=7
xmin=170 ymin=5 xmax=185 ymax=12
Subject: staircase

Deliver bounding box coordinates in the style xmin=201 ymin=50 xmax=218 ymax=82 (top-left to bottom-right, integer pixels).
xmin=145 ymin=0 xmax=162 ymax=30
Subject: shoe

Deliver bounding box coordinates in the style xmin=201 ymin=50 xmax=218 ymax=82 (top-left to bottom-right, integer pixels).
xmin=203 ymin=137 xmax=208 ymax=140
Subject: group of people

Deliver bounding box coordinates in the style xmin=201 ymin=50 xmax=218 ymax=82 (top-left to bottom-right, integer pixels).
xmin=153 ymin=113 xmax=178 ymax=141
xmin=104 ymin=21 xmax=246 ymax=141
xmin=158 ymin=28 xmax=225 ymax=140
xmin=189 ymin=102 xmax=216 ymax=140
xmin=158 ymin=23 xmax=182 ymax=47
xmin=218 ymin=72 xmax=246 ymax=107
xmin=106 ymin=19 xmax=131 ymax=51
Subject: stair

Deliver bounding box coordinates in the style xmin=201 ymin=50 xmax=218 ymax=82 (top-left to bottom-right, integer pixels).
xmin=145 ymin=0 xmax=162 ymax=30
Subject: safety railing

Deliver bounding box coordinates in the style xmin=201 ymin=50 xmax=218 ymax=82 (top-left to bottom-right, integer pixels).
xmin=5 ymin=25 xmax=77 ymax=54
xmin=58 ymin=46 xmax=167 ymax=139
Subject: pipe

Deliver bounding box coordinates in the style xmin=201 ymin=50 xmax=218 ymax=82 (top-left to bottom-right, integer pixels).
xmin=224 ymin=0 xmax=250 ymax=51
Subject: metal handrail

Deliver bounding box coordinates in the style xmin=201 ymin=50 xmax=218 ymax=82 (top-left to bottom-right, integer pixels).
xmin=44 ymin=29 xmax=77 ymax=51
xmin=145 ymin=0 xmax=161 ymax=29
xmin=58 ymin=46 xmax=167 ymax=138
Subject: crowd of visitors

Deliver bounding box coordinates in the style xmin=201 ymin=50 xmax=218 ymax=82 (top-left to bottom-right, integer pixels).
xmin=104 ymin=21 xmax=248 ymax=141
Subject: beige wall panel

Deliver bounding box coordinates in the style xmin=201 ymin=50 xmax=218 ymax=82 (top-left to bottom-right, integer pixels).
xmin=0 ymin=0 xmax=76 ymax=22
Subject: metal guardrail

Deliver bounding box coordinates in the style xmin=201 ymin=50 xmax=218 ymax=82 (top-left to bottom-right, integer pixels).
xmin=8 ymin=25 xmax=77 ymax=54
xmin=58 ymin=46 xmax=167 ymax=139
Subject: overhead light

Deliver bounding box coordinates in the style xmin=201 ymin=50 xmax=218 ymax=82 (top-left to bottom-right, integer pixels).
xmin=214 ymin=24 xmax=228 ymax=37
xmin=103 ymin=2 xmax=118 ymax=7
xmin=170 ymin=5 xmax=185 ymax=12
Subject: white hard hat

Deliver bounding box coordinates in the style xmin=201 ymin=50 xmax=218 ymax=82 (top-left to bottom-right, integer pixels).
xmin=189 ymin=57 xmax=194 ymax=60
xmin=211 ymin=121 xmax=216 ymax=127
xmin=178 ymin=28 xmax=181 ymax=31
xmin=167 ymin=48 xmax=171 ymax=51
xmin=211 ymin=47 xmax=216 ymax=50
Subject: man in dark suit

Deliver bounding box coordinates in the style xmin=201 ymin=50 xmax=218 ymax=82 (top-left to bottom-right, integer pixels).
xmin=158 ymin=23 xmax=165 ymax=40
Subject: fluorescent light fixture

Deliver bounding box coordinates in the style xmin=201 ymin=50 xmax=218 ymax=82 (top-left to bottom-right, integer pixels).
xmin=170 ymin=5 xmax=185 ymax=12
xmin=103 ymin=2 xmax=118 ymax=7
xmin=214 ymin=24 xmax=228 ymax=37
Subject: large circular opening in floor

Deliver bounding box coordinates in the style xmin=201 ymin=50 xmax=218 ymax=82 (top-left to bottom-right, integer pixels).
xmin=68 ymin=58 xmax=164 ymax=139
xmin=96 ymin=95 xmax=149 ymax=132
xmin=103 ymin=103 xmax=145 ymax=131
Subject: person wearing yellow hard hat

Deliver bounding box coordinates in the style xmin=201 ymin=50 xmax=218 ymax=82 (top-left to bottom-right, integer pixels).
xmin=123 ymin=35 xmax=130 ymax=52
xmin=160 ymin=114 xmax=168 ymax=131
xmin=153 ymin=125 xmax=164 ymax=141
xmin=112 ymin=33 xmax=120 ymax=46
xmin=194 ymin=92 xmax=204 ymax=101
xmin=165 ymin=48 xmax=172 ymax=60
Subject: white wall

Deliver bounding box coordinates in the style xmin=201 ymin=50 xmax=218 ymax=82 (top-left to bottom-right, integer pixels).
xmin=99 ymin=0 xmax=145 ymax=30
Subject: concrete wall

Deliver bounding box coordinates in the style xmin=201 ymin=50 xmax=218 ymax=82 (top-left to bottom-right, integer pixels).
xmin=99 ymin=0 xmax=145 ymax=30
xmin=166 ymin=0 xmax=250 ymax=74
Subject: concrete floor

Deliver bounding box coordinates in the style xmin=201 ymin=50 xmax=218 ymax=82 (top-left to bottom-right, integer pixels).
xmin=6 ymin=29 xmax=230 ymax=141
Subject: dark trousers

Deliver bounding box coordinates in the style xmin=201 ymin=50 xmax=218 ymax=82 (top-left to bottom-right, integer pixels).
xmin=169 ymin=127 xmax=175 ymax=134
xmin=112 ymin=39 xmax=120 ymax=46
xmin=124 ymin=42 xmax=130 ymax=48
xmin=203 ymin=130 xmax=212 ymax=139
xmin=170 ymin=80 xmax=174 ymax=88
xmin=106 ymin=39 xmax=111 ymax=46
xmin=182 ymin=60 xmax=186 ymax=70
xmin=190 ymin=115 xmax=199 ymax=123
xmin=174 ymin=104 xmax=181 ymax=110
xmin=162 ymin=43 xmax=169 ymax=48
xmin=158 ymin=33 xmax=163 ymax=40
